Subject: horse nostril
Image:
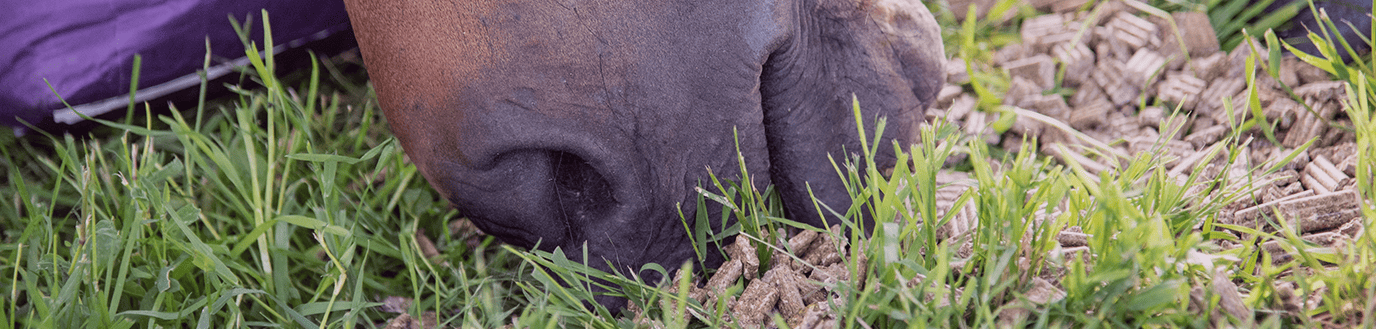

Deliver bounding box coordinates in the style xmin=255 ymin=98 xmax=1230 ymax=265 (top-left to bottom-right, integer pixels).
xmin=438 ymin=148 xmax=616 ymax=250
xmin=551 ymin=151 xmax=616 ymax=226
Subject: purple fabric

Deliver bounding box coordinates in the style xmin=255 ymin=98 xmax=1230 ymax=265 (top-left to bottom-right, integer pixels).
xmin=1 ymin=0 xmax=351 ymax=128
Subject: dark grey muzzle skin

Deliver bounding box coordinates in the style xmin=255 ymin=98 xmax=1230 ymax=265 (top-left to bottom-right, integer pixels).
xmin=344 ymin=0 xmax=943 ymax=309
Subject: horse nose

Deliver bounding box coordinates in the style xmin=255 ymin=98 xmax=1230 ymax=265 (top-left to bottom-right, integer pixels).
xmin=437 ymin=148 xmax=619 ymax=250
xmin=548 ymin=150 xmax=618 ymax=229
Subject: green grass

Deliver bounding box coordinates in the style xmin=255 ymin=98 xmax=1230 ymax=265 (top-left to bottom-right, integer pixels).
xmin=2 ymin=4 xmax=1375 ymax=328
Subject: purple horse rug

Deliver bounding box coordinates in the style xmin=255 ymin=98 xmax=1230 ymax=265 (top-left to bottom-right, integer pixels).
xmin=1 ymin=0 xmax=352 ymax=130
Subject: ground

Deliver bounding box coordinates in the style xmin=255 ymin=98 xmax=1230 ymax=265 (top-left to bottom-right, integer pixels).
xmin=0 ymin=0 xmax=1373 ymax=328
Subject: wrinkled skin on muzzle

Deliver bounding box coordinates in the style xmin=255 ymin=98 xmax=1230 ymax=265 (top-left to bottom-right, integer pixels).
xmin=344 ymin=0 xmax=943 ymax=307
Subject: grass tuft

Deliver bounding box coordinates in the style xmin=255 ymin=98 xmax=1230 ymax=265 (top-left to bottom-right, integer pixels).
xmin=1 ymin=3 xmax=1374 ymax=328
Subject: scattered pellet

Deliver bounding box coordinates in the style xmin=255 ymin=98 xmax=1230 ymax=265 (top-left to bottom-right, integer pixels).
xmin=1124 ymin=48 xmax=1167 ymax=87
xmin=1093 ymin=60 xmax=1140 ymax=105
xmin=1196 ymin=77 xmax=1245 ymax=113
xmin=1157 ymin=72 xmax=1206 ymax=110
xmin=1135 ymin=106 xmax=1164 ymax=127
xmin=1006 ymin=77 xmax=1044 ymax=108
xmin=1107 ymin=11 xmax=1158 ymax=50
xmin=1313 ymin=155 xmax=1348 ymax=182
xmin=414 ymin=229 xmax=441 ymax=260
xmin=1284 ymin=101 xmax=1342 ymax=148
xmin=1168 ymin=142 xmax=1223 ymax=178
xmin=1182 ymin=125 xmax=1227 ymax=149
xmin=378 ymin=296 xmax=413 ymax=314
xmin=1167 ymin=12 xmax=1221 ymax=56
xmin=945 ymin=94 xmax=977 ymax=122
xmin=1057 ymin=231 xmax=1090 ymax=247
xmin=802 ymin=237 xmax=840 ymax=268
xmin=1279 ymin=190 xmax=1361 ymax=233
xmin=1055 ymin=42 xmax=1096 ymax=87
xmin=733 ymin=273 xmax=779 ymax=325
xmin=384 ymin=312 xmax=439 ymax=329
xmin=1069 ymin=99 xmax=1112 ymax=130
xmin=935 ymin=84 xmax=963 ymax=109
xmin=1211 ymin=270 xmax=1251 ymax=320
xmin=805 ymin=264 xmax=849 ymax=305
xmin=1260 ymin=183 xmax=1289 ymax=204
xmin=1190 ymin=52 xmax=1228 ymax=81
xmin=788 ymin=230 xmax=819 ymax=257
xmin=1260 ymin=170 xmax=1299 ymax=189
xmin=1265 ymin=97 xmax=1301 ymax=129
xmin=727 ymin=235 xmax=760 ymax=280
xmin=1337 ymin=219 xmax=1364 ymax=238
xmin=1053 ymin=0 xmax=1090 ymax=13
xmin=946 ymin=58 xmax=970 ymax=84
xmin=771 ymin=229 xmax=794 ymax=270
xmin=1024 ymin=17 xmax=1079 ymax=55
xmin=1303 ymin=231 xmax=1351 ymax=248
xmin=1294 ymin=81 xmax=1347 ymax=101
xmin=707 ymin=259 xmax=744 ymax=293
xmin=1300 ymin=172 xmax=1333 ymax=194
xmin=1006 ymin=55 xmax=1059 ymax=90
xmin=994 ymin=42 xmax=1029 ymax=65
xmin=1304 ymin=286 xmax=1328 ymax=312
xmin=1227 ymin=189 xmax=1314 ymax=230
xmin=1304 ymin=157 xmax=1346 ymax=192
xmin=789 ymin=302 xmax=832 ymax=329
